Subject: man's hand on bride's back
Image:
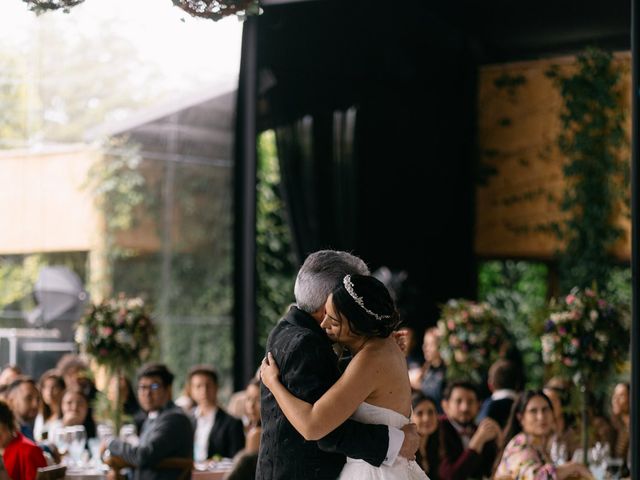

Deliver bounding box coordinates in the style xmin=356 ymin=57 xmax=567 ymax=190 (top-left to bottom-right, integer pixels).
xmin=391 ymin=329 xmax=409 ymax=354
xmin=398 ymin=423 xmax=420 ymax=460
xmin=260 ymin=352 xmax=281 ymax=390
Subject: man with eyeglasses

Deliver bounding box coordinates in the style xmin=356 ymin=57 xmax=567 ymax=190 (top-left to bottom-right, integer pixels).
xmin=105 ymin=363 xmax=193 ymax=480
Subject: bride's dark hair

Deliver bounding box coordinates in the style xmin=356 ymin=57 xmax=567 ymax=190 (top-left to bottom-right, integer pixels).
xmin=330 ymin=274 xmax=401 ymax=338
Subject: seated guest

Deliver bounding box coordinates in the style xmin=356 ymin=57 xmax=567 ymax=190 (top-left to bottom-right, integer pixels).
xmin=5 ymin=377 xmax=40 ymax=441
xmin=34 ymin=369 xmax=65 ymax=441
xmin=543 ymin=377 xmax=580 ymax=459
xmin=402 ymin=325 xmax=423 ymax=370
xmin=105 ymin=363 xmax=193 ymax=480
xmin=56 ymin=354 xmax=97 ymax=402
xmin=411 ymin=392 xmax=440 ymax=479
xmin=0 ymin=366 xmax=21 ymax=390
xmin=242 ymin=378 xmax=261 ymax=453
xmin=59 ymin=387 xmax=97 ymax=441
xmin=187 ymin=364 xmax=244 ymax=461
xmin=173 ymin=383 xmax=194 ymax=413
xmin=409 ymin=327 xmax=447 ymax=413
xmin=476 ymin=359 xmax=519 ymax=429
xmin=220 ymin=377 xmax=262 ymax=480
xmin=107 ymin=374 xmax=143 ymax=423
xmin=0 ymin=399 xmax=47 ymax=480
xmin=609 ymin=382 xmax=630 ymax=474
xmin=223 ymin=378 xmax=262 ymax=480
xmin=438 ymin=380 xmax=500 ymax=480
xmin=5 ymin=376 xmax=60 ymax=463
xmin=495 ymin=390 xmax=594 ymax=480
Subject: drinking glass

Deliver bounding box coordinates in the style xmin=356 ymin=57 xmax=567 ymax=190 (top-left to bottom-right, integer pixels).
xmin=589 ymin=442 xmax=609 ymax=480
xmin=550 ymin=438 xmax=568 ymax=465
xmin=54 ymin=427 xmax=70 ymax=456
xmin=87 ymin=438 xmax=101 ymax=466
xmin=97 ymin=423 xmax=114 ymax=444
xmin=119 ymin=423 xmax=139 ymax=446
xmin=68 ymin=425 xmax=87 ymax=468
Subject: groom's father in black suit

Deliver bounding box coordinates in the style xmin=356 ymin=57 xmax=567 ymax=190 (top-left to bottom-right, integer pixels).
xmin=107 ymin=363 xmax=193 ymax=480
xmin=257 ymin=250 xmax=419 ymax=480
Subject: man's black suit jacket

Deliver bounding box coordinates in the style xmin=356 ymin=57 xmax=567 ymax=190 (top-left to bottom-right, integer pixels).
xmin=189 ymin=407 xmax=245 ymax=459
xmin=477 ymin=397 xmax=515 ymax=429
xmin=256 ymin=306 xmax=390 ymax=480
xmin=108 ymin=401 xmax=194 ymax=480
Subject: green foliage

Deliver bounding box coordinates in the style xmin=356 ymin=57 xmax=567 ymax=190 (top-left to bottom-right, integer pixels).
xmin=607 ymin=266 xmax=632 ymax=307
xmin=256 ymin=131 xmax=297 ymax=356
xmin=546 ymin=47 xmax=629 ymax=293
xmin=478 ymin=260 xmax=548 ymax=389
xmin=0 ymin=256 xmax=42 ymax=319
xmin=86 ymin=137 xmax=150 ymax=258
xmin=87 ymin=133 xmax=235 ymax=396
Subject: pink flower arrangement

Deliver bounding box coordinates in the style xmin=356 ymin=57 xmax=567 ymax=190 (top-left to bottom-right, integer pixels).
xmin=541 ymin=287 xmax=628 ymax=385
xmin=437 ymin=299 xmax=511 ymax=384
xmin=75 ymin=295 xmax=157 ymax=370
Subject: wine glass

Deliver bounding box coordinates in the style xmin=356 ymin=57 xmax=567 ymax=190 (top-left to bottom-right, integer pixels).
xmin=119 ymin=423 xmax=139 ymax=446
xmin=550 ymin=438 xmax=568 ymax=466
xmin=589 ymin=442 xmax=609 ymax=480
xmin=53 ymin=427 xmax=70 ymax=456
xmin=97 ymin=423 xmax=114 ymax=444
xmin=67 ymin=425 xmax=87 ymax=468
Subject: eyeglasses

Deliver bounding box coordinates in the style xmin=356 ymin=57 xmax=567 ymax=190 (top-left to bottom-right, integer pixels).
xmin=137 ymin=383 xmax=162 ymax=392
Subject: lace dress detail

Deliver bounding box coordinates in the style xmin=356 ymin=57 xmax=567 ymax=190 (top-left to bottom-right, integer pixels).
xmin=338 ymin=402 xmax=430 ymax=480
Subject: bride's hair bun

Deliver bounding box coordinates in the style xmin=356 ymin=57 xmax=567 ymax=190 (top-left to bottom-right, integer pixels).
xmin=331 ymin=274 xmax=401 ymax=338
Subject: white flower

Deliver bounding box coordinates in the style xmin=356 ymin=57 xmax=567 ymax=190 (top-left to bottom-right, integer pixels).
xmin=74 ymin=326 xmax=87 ymax=344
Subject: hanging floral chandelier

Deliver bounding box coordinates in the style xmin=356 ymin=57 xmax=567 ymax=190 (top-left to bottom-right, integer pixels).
xmin=171 ymin=0 xmax=259 ymax=21
xmin=22 ymin=0 xmax=86 ymax=14
xmin=21 ymin=0 xmax=260 ymax=20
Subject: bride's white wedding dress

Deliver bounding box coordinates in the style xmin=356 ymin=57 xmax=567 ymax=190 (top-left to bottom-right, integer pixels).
xmin=339 ymin=402 xmax=430 ymax=480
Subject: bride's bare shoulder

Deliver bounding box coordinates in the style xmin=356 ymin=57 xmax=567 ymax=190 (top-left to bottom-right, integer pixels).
xmin=354 ymin=337 xmax=401 ymax=365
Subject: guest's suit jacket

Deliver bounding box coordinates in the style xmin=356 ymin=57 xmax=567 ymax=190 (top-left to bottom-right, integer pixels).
xmin=109 ymin=401 xmax=194 ymax=480
xmin=190 ymin=407 xmax=245 ymax=459
xmin=476 ymin=397 xmax=515 ymax=429
xmin=256 ymin=306 xmax=390 ymax=480
xmin=438 ymin=416 xmax=498 ymax=480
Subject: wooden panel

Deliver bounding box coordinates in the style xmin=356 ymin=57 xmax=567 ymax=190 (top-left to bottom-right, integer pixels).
xmin=475 ymin=53 xmax=631 ymax=261
xmin=0 ymin=146 xmax=99 ymax=254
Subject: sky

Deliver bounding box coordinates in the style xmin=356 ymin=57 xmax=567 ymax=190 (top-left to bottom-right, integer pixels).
xmin=0 ymin=0 xmax=243 ymax=92
xmin=0 ymin=0 xmax=244 ymax=144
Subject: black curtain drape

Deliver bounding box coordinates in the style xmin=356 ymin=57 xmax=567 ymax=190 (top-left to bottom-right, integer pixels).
xmin=275 ymin=108 xmax=359 ymax=264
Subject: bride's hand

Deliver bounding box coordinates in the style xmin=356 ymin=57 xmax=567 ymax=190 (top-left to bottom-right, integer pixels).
xmin=260 ymin=352 xmax=280 ymax=389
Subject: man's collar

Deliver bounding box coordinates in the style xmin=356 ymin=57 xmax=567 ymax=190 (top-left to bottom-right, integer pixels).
xmin=492 ymin=389 xmax=518 ymax=401
xmin=146 ymin=400 xmax=174 ymax=417
xmin=449 ymin=418 xmax=476 ymax=436
xmin=194 ymin=406 xmax=218 ymax=418
xmin=288 ymin=306 xmax=330 ymax=340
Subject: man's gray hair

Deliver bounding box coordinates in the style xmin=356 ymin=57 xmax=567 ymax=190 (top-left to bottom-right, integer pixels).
xmin=294 ymin=250 xmax=370 ymax=314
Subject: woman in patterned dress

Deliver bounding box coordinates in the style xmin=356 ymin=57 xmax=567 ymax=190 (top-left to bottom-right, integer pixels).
xmin=494 ymin=390 xmax=594 ymax=480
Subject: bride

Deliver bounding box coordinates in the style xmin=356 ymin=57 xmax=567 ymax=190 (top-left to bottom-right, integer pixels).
xmin=260 ymin=274 xmax=429 ymax=480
